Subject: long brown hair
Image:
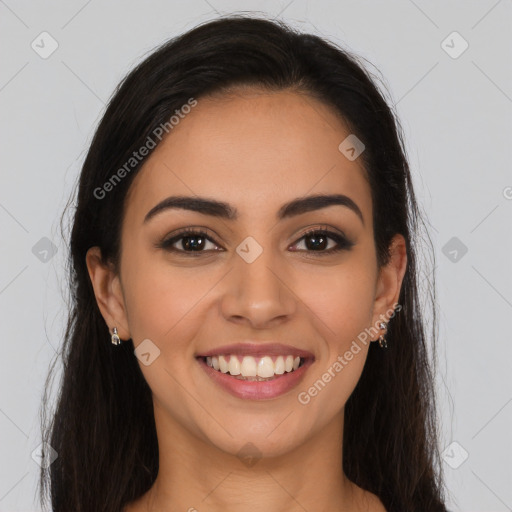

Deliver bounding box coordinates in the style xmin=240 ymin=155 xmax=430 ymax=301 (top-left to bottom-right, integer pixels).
xmin=40 ymin=14 xmax=448 ymax=511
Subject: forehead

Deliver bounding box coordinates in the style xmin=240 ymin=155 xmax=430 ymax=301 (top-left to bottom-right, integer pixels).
xmin=124 ymin=89 xmax=372 ymax=226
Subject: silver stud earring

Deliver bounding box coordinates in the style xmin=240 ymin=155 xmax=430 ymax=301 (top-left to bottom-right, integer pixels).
xmin=111 ymin=327 xmax=121 ymax=345
xmin=377 ymin=321 xmax=388 ymax=348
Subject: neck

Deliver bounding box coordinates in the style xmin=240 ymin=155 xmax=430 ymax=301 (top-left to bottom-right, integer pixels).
xmin=138 ymin=399 xmax=360 ymax=512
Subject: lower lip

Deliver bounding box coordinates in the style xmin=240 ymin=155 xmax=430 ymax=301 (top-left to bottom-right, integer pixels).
xmin=197 ymin=357 xmax=313 ymax=400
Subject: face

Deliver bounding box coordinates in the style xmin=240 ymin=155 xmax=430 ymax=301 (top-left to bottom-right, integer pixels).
xmin=87 ymin=88 xmax=406 ymax=459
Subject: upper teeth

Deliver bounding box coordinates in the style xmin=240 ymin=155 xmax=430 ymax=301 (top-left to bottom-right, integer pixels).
xmin=205 ymin=355 xmax=301 ymax=378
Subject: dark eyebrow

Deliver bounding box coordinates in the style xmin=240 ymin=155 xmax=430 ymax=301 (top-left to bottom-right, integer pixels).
xmin=278 ymin=194 xmax=364 ymax=225
xmin=144 ymin=196 xmax=238 ymax=224
xmin=143 ymin=193 xmax=364 ymax=225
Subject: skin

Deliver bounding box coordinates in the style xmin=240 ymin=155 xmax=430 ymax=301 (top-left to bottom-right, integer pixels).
xmin=86 ymin=88 xmax=406 ymax=512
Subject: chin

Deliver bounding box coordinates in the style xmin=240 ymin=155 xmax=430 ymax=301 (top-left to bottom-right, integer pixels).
xmin=198 ymin=413 xmax=311 ymax=462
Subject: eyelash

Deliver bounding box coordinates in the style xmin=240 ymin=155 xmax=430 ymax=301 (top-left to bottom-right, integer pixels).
xmin=156 ymin=226 xmax=354 ymax=257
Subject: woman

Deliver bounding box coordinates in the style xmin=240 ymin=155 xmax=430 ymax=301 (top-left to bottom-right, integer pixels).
xmin=40 ymin=15 xmax=448 ymax=512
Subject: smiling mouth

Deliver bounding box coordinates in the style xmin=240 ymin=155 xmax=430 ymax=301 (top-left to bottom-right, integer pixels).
xmin=196 ymin=354 xmax=306 ymax=381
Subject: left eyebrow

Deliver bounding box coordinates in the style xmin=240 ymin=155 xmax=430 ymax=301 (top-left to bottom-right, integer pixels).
xmin=143 ymin=193 xmax=364 ymax=225
xmin=278 ymin=194 xmax=364 ymax=225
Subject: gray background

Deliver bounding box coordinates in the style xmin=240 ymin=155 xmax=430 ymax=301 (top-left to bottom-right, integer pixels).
xmin=1 ymin=1 xmax=511 ymax=510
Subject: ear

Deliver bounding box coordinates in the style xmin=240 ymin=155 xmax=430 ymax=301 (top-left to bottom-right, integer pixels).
xmin=371 ymin=234 xmax=407 ymax=335
xmin=85 ymin=246 xmax=131 ymax=340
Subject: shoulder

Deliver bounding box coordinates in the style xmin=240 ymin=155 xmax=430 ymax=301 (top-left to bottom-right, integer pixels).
xmin=353 ymin=485 xmax=387 ymax=512
xmin=122 ymin=498 xmax=144 ymax=512
xmin=362 ymin=491 xmax=387 ymax=512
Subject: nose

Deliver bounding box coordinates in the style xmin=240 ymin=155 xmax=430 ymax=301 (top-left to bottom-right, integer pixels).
xmin=220 ymin=247 xmax=297 ymax=329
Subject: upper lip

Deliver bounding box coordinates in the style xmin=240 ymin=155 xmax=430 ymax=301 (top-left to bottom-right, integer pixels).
xmin=196 ymin=343 xmax=315 ymax=360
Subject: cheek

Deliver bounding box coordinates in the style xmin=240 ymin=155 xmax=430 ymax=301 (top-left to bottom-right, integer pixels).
xmin=120 ymin=255 xmax=215 ymax=419
xmin=292 ymin=255 xmax=376 ymax=419
xmin=120 ymin=247 xmax=208 ymax=351
xmin=123 ymin=240 xmax=377 ymax=365
xmin=297 ymin=259 xmax=377 ymax=348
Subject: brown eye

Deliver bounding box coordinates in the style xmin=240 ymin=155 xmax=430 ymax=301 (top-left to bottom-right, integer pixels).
xmin=156 ymin=227 xmax=354 ymax=256
xmin=157 ymin=229 xmax=221 ymax=254
xmin=290 ymin=228 xmax=354 ymax=255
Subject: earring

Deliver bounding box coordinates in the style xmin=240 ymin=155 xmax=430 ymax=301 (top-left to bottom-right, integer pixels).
xmin=111 ymin=327 xmax=121 ymax=345
xmin=377 ymin=321 xmax=388 ymax=349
